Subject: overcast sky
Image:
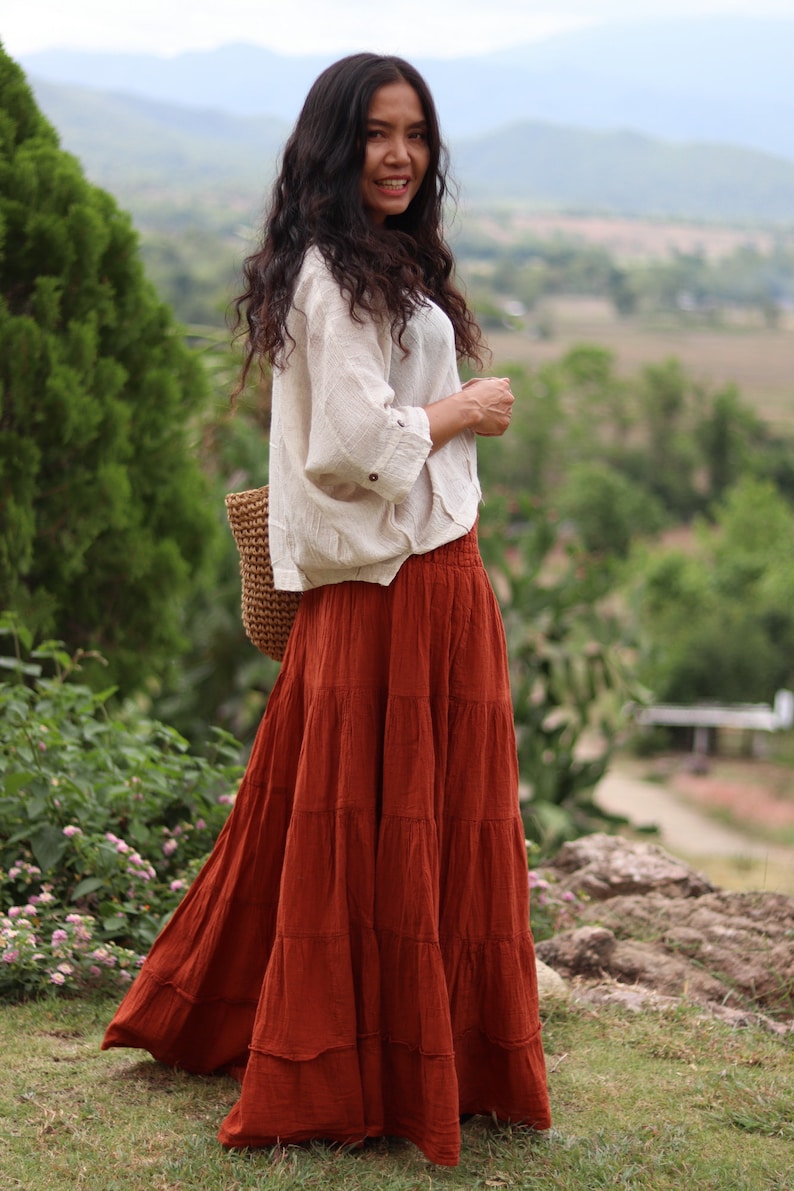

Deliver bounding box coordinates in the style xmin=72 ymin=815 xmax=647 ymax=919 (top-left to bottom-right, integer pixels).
xmin=3 ymin=0 xmax=794 ymax=58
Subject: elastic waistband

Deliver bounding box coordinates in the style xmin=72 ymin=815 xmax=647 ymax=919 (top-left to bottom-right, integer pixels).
xmin=411 ymin=524 xmax=480 ymax=569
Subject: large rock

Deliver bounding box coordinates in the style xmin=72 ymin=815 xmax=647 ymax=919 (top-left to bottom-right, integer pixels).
xmin=548 ymin=833 xmax=714 ymax=900
xmin=538 ymin=926 xmax=616 ymax=976
xmin=539 ymin=925 xmax=729 ymax=1005
xmin=535 ymin=957 xmax=569 ymax=1005
xmin=537 ymin=835 xmax=794 ymax=1028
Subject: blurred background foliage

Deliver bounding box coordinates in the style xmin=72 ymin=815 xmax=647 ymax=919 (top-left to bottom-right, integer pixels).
xmin=3 ymin=44 xmax=794 ymax=859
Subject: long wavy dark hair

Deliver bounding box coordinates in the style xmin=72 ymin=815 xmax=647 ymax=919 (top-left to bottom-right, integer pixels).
xmin=233 ymin=52 xmax=483 ymax=385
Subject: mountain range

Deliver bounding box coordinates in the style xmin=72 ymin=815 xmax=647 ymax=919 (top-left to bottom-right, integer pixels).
xmin=18 ymin=16 xmax=794 ymax=159
xmin=27 ymin=76 xmax=794 ymax=226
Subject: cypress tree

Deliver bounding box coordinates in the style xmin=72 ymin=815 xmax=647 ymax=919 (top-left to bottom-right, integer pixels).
xmin=0 ymin=45 xmax=218 ymax=691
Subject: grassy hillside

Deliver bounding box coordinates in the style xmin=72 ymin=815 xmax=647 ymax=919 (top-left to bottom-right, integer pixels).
xmin=32 ymin=80 xmax=287 ymax=204
xmin=30 ymin=80 xmax=794 ymax=225
xmin=453 ymin=123 xmax=794 ymax=222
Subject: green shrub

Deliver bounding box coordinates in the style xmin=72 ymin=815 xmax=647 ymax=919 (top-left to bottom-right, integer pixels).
xmin=0 ymin=615 xmax=242 ymax=998
xmin=559 ymin=460 xmax=667 ymax=558
xmin=480 ymin=501 xmax=647 ymax=854
xmin=626 ymin=477 xmax=794 ymax=704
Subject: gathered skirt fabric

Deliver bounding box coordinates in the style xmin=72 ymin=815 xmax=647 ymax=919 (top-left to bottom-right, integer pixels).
xmin=101 ymin=528 xmax=551 ymax=1166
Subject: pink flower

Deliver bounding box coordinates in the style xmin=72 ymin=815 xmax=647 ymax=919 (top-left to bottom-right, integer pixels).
xmin=2 ymin=950 xmax=20 ymax=964
xmin=218 ymin=793 xmax=235 ymax=805
xmin=162 ymin=839 xmax=178 ymax=857
xmin=170 ymin=880 xmax=185 ymax=893
xmin=50 ymin=971 xmax=66 ymax=985
xmin=561 ymin=891 xmax=576 ymax=903
xmin=63 ymin=825 xmax=83 ymax=837
xmin=51 ymin=929 xmax=68 ymax=944
xmin=57 ymin=962 xmax=74 ymax=976
xmin=195 ymin=819 xmax=206 ymax=831
xmin=127 ymin=863 xmax=154 ymax=882
xmin=7 ymin=907 xmax=22 ymax=919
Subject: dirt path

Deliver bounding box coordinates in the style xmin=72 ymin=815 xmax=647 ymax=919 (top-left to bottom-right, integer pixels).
xmin=594 ymin=765 xmax=794 ymax=894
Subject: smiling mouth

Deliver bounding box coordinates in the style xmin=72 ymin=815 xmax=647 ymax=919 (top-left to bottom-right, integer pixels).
xmin=376 ymin=178 xmax=410 ymax=191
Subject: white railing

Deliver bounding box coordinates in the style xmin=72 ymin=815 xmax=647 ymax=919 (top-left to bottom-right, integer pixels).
xmin=631 ymin=689 xmax=794 ymax=755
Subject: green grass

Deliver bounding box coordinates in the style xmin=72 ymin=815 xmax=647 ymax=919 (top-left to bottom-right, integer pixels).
xmin=1 ymin=997 xmax=792 ymax=1190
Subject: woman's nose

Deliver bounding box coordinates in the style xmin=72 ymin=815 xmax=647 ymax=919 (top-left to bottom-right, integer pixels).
xmin=385 ymin=137 xmax=410 ymax=163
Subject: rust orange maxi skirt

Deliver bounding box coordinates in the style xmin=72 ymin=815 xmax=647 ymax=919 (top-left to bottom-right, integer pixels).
xmin=101 ymin=527 xmax=551 ymax=1166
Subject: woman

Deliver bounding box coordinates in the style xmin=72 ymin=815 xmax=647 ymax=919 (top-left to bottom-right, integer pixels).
xmin=102 ymin=52 xmax=551 ymax=1167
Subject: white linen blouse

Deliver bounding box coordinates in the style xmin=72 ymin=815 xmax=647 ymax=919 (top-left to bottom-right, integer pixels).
xmin=269 ymin=246 xmax=481 ymax=591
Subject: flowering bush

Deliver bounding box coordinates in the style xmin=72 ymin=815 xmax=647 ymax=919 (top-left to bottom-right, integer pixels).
xmin=526 ymin=841 xmax=587 ymax=942
xmin=0 ymin=619 xmax=243 ymax=998
xmin=528 ymin=868 xmax=587 ymax=942
xmin=0 ymin=866 xmax=141 ymax=997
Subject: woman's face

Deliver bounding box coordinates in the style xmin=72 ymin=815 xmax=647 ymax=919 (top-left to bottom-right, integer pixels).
xmin=360 ymin=80 xmax=431 ymax=225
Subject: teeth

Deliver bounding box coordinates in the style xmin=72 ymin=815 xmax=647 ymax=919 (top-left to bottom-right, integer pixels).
xmin=377 ymin=180 xmax=407 ymax=190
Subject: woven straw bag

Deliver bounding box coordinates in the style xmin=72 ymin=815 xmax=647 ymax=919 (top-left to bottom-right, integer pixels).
xmin=225 ymin=486 xmax=302 ymax=661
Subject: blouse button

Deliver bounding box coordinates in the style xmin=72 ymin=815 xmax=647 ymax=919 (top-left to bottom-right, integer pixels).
xmin=368 ymin=472 xmax=379 ymax=482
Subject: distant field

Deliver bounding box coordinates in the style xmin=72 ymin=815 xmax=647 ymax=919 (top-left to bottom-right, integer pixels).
xmin=485 ymin=298 xmax=794 ymax=429
xmin=463 ymin=210 xmax=780 ymax=262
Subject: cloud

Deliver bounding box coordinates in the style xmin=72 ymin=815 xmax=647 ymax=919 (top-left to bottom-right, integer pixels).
xmin=2 ymin=0 xmax=585 ymax=57
xmin=4 ymin=0 xmax=793 ymax=58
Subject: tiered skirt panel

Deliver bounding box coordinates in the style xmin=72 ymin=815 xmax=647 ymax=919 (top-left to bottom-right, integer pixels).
xmin=102 ymin=528 xmax=551 ymax=1165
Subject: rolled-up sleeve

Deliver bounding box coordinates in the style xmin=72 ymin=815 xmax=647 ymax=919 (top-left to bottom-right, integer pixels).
xmin=296 ymin=258 xmax=432 ymax=504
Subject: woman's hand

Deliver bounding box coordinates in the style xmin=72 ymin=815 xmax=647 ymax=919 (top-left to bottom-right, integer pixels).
xmin=460 ymin=377 xmax=514 ymax=436
xmin=425 ymin=376 xmax=515 ymax=451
